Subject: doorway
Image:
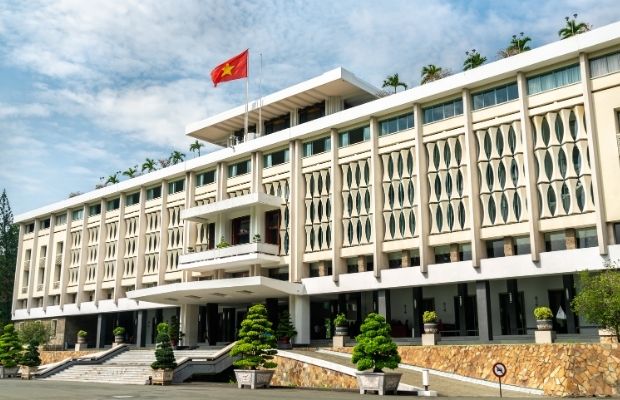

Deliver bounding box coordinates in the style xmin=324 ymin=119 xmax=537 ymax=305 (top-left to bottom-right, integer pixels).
xmin=265 ymin=210 xmax=280 ymax=246
xmin=231 ymin=216 xmax=250 ymax=245
xmin=499 ymin=291 xmax=526 ymax=335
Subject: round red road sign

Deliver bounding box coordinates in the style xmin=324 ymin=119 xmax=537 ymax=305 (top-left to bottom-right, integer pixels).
xmin=492 ymin=362 xmax=507 ymax=378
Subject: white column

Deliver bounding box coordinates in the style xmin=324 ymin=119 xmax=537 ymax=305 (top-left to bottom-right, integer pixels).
xmin=113 ymin=194 xmax=126 ymax=303
xmin=290 ymin=140 xmax=305 ymax=282
xmin=158 ymin=181 xmax=169 ymax=285
xmin=26 ymin=219 xmax=40 ymax=311
xmin=11 ymin=224 xmax=25 ymax=315
xmin=330 ymin=128 xmax=344 ymax=282
xmin=290 ymin=295 xmax=310 ymax=345
xmin=94 ymin=199 xmax=107 ymax=304
xmin=59 ymin=210 xmax=72 ymax=309
xmin=134 ymin=187 xmax=148 ymax=289
xmin=183 ymin=171 xmax=195 ymax=283
xmin=370 ymin=117 xmax=388 ymax=277
xmin=413 ymin=104 xmax=432 ymax=271
xmin=42 ymin=215 xmax=56 ymax=310
xmin=180 ymin=304 xmax=199 ymax=347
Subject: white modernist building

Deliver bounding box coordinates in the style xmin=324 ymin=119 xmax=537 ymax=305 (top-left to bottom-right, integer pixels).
xmin=12 ymin=22 xmax=620 ymax=348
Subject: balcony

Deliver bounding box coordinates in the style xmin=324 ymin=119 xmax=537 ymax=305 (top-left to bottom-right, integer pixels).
xmin=179 ymin=242 xmax=281 ymax=272
xmin=181 ymin=192 xmax=281 ymax=223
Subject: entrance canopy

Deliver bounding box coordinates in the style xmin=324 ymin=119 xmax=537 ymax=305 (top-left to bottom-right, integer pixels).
xmin=127 ymin=276 xmax=303 ymax=305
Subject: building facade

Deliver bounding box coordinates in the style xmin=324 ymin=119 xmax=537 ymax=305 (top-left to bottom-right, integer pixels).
xmin=12 ymin=22 xmax=620 ymax=348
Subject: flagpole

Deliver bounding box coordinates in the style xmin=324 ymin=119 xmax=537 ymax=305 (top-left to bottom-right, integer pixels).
xmin=243 ymin=50 xmax=249 ymax=139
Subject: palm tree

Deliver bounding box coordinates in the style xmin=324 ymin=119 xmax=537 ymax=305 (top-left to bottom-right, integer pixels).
xmin=169 ymin=151 xmax=185 ymax=165
xmin=142 ymin=158 xmax=157 ymax=173
xmin=382 ymin=73 xmax=408 ymax=94
xmin=463 ymin=49 xmax=487 ymax=71
xmin=558 ymin=14 xmax=590 ymax=39
xmin=105 ymin=172 xmax=121 ymax=185
xmin=189 ymin=140 xmax=204 ymax=157
xmin=498 ymin=33 xmax=532 ymax=58
xmin=421 ymin=64 xmax=450 ymax=84
xmin=122 ymin=166 xmax=138 ymax=179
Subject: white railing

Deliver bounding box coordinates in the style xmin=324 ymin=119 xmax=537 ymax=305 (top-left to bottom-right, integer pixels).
xmin=179 ymin=242 xmax=279 ymax=265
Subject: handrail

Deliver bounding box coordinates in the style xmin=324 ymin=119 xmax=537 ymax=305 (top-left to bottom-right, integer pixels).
xmin=171 ymin=343 xmax=236 ymax=383
xmin=36 ymin=344 xmax=129 ymax=378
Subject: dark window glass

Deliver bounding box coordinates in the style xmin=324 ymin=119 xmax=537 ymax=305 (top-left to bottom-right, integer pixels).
xmin=614 ymin=223 xmax=620 ymax=245
xmin=544 ymin=231 xmax=566 ymax=252
xmin=147 ymin=186 xmax=162 ymax=200
xmin=298 ymin=102 xmax=324 ymax=124
xmin=106 ymin=198 xmax=120 ymax=211
xmin=576 ymin=228 xmax=598 ymax=248
xmin=126 ymin=192 xmax=140 ymax=206
xmin=514 ymin=236 xmax=530 ymax=255
xmin=88 ymin=204 xmax=101 ymax=216
xmin=196 ymin=170 xmax=216 ymax=186
xmin=423 ymin=98 xmax=463 ymax=124
xmin=434 ymin=245 xmax=451 ymax=264
xmin=264 ymin=114 xmax=290 ymax=135
xmin=228 ymin=160 xmax=251 ymax=177
xmin=303 ymin=136 xmax=331 ymax=157
xmin=379 ymin=112 xmax=414 ymax=136
xmin=486 ymin=239 xmax=505 ymax=258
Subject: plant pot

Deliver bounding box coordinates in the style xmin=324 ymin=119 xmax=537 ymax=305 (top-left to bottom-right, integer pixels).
xmin=356 ymin=372 xmax=402 ymax=395
xmin=114 ymin=335 xmax=124 ymax=344
xmin=77 ymin=336 xmax=86 ymax=344
xmin=423 ymin=322 xmax=438 ymax=334
xmin=335 ymin=325 xmax=348 ymax=337
xmin=234 ymin=369 xmax=275 ymax=389
xmin=151 ymin=368 xmax=174 ymax=385
xmin=277 ymin=337 xmax=292 ymax=350
xmin=0 ymin=366 xmax=19 ymax=379
xmin=536 ymin=319 xmax=553 ymax=331
xmin=598 ymin=328 xmax=619 ymax=344
xmin=19 ymin=366 xmax=36 ymax=380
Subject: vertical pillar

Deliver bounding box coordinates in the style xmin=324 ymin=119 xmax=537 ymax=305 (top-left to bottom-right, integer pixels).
xmin=357 ymin=255 xmax=367 ymax=272
xmin=413 ymin=104 xmax=432 ymax=272
xmin=506 ymin=279 xmax=519 ymax=335
xmin=11 ymin=224 xmax=25 ymax=315
xmin=401 ymin=251 xmax=410 ymax=268
xmin=136 ymin=310 xmax=145 ymax=347
xmin=449 ymin=243 xmax=460 ymax=262
xmin=457 ymin=283 xmax=468 ymax=336
xmin=113 ymin=194 xmax=126 ymax=304
xmin=412 ymin=287 xmax=423 ymax=338
xmin=330 ymin=128 xmax=344 ymax=282
xmin=134 ymin=187 xmax=148 ymax=289
xmin=157 ymin=182 xmax=169 ymax=286
xmin=562 ymin=274 xmax=579 ymax=334
xmin=565 ymin=228 xmax=577 ymax=250
xmin=94 ymin=199 xmax=106 ymax=304
xmin=183 ymin=171 xmax=196 ymax=283
xmin=290 ymin=140 xmax=305 ymax=282
xmin=369 ymin=117 xmax=388 ymax=276
xmin=475 ymin=280 xmax=493 ymax=342
xmin=291 ymin=295 xmax=310 ymax=345
xmin=180 ymin=304 xmax=199 ymax=347
xmin=96 ymin=313 xmax=105 ymax=348
xmin=503 ymin=237 xmax=515 ymax=256
xmin=377 ymin=290 xmax=390 ymax=321
xmin=206 ymin=303 xmax=219 ymax=345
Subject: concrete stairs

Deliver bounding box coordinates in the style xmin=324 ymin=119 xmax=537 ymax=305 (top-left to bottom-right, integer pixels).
xmin=45 ymin=348 xmax=225 ymax=385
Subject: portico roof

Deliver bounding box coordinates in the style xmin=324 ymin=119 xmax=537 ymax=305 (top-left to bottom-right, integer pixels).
xmin=126 ymin=276 xmax=304 ymax=305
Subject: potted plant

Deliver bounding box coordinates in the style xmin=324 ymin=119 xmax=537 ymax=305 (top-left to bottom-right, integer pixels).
xmin=113 ymin=326 xmax=125 ymax=345
xmin=19 ymin=340 xmax=41 ymax=380
xmin=352 ymin=313 xmax=402 ymax=395
xmin=0 ymin=323 xmax=22 ymax=379
xmin=534 ymin=306 xmax=553 ymax=331
xmin=422 ymin=311 xmax=439 ymax=333
xmin=275 ymin=311 xmax=297 ymax=349
xmin=252 ymin=234 xmax=261 ymax=243
xmin=230 ymin=304 xmax=277 ymax=389
xmin=217 ymin=237 xmax=230 ymax=248
xmin=151 ymin=322 xmax=177 ymax=385
xmin=169 ymin=316 xmax=185 ymax=348
xmin=333 ymin=313 xmax=348 ymax=336
xmin=75 ymin=330 xmax=87 ymax=351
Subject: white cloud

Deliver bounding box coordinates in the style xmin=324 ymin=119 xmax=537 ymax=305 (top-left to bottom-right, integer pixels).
xmin=0 ymin=102 xmax=50 ymax=119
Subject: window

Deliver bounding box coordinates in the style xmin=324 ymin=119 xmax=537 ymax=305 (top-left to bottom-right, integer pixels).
xmin=264 ymin=114 xmax=290 ymax=135
xmin=388 ymin=252 xmax=402 ymax=269
xmin=88 ymin=204 xmax=101 ymax=216
xmin=434 ymin=245 xmax=451 ymax=264
xmin=339 ymin=125 xmax=370 ymax=147
xmin=40 ymin=219 xmax=51 ymax=229
xmin=232 ymin=125 xmax=257 ymax=143
xmin=514 ymin=236 xmax=531 ymax=255
xmin=106 ymin=198 xmax=120 ymax=211
xmin=228 ymin=160 xmax=251 ymax=177
xmin=196 ymin=170 xmax=216 ymax=186
xmin=303 ymin=135 xmax=331 ymax=157
xmin=459 ymin=243 xmax=472 ymax=261
xmin=527 ymin=64 xmax=581 ymax=95
xmin=55 ymin=214 xmax=66 ymax=226
xmin=146 ymin=186 xmax=161 ymax=200
xmin=299 ymin=102 xmax=325 ymax=124
xmin=125 ymin=192 xmax=140 ymax=207
xmin=590 ymin=51 xmax=620 ymax=78
xmin=71 ymin=209 xmax=83 ymax=221
xmin=616 ymin=111 xmax=620 ymax=156
xmin=614 ymin=223 xmax=620 ymax=244
xmin=168 ymin=179 xmax=184 ymax=194
xmin=472 ymin=83 xmax=518 ymax=110
xmin=423 ymin=98 xmax=463 ymax=124
xmin=486 ymin=239 xmax=505 ymax=258
xmin=379 ymin=112 xmax=414 ymax=136
xmin=544 ymin=231 xmax=566 ymax=252
xmin=575 ymin=227 xmax=598 ymax=248
xmin=25 ymin=223 xmax=35 ymax=234
xmin=264 ymin=148 xmax=289 ymax=168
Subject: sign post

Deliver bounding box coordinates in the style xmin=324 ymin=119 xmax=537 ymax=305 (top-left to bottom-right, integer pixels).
xmin=492 ymin=362 xmax=507 ymax=398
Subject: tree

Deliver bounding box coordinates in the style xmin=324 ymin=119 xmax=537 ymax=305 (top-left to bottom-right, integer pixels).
xmin=0 ymin=323 xmax=22 ymax=368
xmin=189 ymin=140 xmax=204 ymax=157
xmin=105 ymin=171 xmax=121 ymax=186
xmin=141 ymin=158 xmax=157 ymax=173
xmin=275 ymin=311 xmax=297 ymax=340
xmin=158 ymin=158 xmax=171 ymax=169
xmin=122 ymin=166 xmax=138 ymax=179
xmin=230 ymin=304 xmax=277 ymax=370
xmin=382 ymin=73 xmax=408 ymax=94
xmin=0 ymin=190 xmax=18 ymax=326
xmin=351 ymin=313 xmax=401 ymax=372
xmin=463 ymin=49 xmax=487 ymax=70
xmin=169 ymin=151 xmax=185 ymax=165
xmin=421 ymin=64 xmax=450 ymax=84
xmin=572 ymin=263 xmax=620 ymax=341
xmin=498 ymin=33 xmax=531 ymax=58
xmin=20 ymin=340 xmax=41 ymax=367
xmin=559 ymin=14 xmax=591 ymax=39
xmin=151 ymin=323 xmax=177 ymax=370
xmin=17 ymin=321 xmax=52 ymax=346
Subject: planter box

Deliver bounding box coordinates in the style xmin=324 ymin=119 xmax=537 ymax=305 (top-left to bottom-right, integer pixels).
xmin=599 ymin=328 xmax=618 ymax=344
xmin=19 ymin=366 xmax=36 ymax=380
xmin=536 ymin=319 xmax=553 ymax=331
xmin=535 ymin=330 xmax=556 ymax=344
xmin=234 ymin=369 xmax=274 ymax=389
xmin=151 ymin=368 xmax=173 ymax=386
xmin=356 ymin=372 xmax=402 ymax=395
xmin=422 ymin=333 xmax=440 ymax=346
xmin=333 ymin=334 xmax=345 ymax=348
xmin=0 ymin=366 xmax=19 ymax=379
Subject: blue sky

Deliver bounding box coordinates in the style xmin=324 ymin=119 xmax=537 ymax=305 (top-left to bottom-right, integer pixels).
xmin=1 ymin=0 xmax=620 ymax=215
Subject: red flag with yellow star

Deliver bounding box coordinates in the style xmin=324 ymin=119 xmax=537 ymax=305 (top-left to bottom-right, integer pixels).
xmin=210 ymin=49 xmax=248 ymax=87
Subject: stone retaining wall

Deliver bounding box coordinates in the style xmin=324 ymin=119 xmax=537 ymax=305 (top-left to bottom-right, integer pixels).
xmin=40 ymin=350 xmax=98 ymax=365
xmin=271 ymin=355 xmax=357 ymax=389
xmin=336 ymin=343 xmax=619 ymax=397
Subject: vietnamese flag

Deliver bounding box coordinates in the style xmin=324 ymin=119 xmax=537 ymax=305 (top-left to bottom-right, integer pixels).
xmin=210 ymin=49 xmax=248 ymax=87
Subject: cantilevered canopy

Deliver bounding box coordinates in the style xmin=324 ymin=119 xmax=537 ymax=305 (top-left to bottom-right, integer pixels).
xmin=181 ymin=192 xmax=281 ymax=223
xmin=185 ymin=67 xmax=381 ymax=145
xmin=127 ymin=276 xmax=303 ymax=305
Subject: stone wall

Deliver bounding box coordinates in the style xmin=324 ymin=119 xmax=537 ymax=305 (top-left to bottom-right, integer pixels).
xmin=271 ymin=355 xmax=358 ymax=389
xmin=336 ymin=343 xmax=619 ymax=397
xmin=40 ymin=350 xmax=98 ymax=365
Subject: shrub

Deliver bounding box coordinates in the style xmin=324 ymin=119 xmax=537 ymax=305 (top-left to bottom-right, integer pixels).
xmin=20 ymin=340 xmax=41 ymax=367
xmin=77 ymin=330 xmax=87 ymax=338
xmin=0 ymin=323 xmax=22 ymax=368
xmin=17 ymin=321 xmax=52 ymax=346
xmin=422 ymin=311 xmax=438 ymax=323
xmin=534 ymin=306 xmax=553 ymax=320
xmin=352 ymin=313 xmax=401 ymax=372
xmin=333 ymin=313 xmax=347 ymax=327
xmin=151 ymin=323 xmax=177 ymax=370
xmin=216 ymin=237 xmax=230 ymax=248
xmin=275 ymin=311 xmax=297 ymax=340
xmin=113 ymin=326 xmax=125 ymax=336
xmin=230 ymin=304 xmax=277 ymax=370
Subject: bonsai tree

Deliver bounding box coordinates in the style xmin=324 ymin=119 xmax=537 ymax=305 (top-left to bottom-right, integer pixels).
xmin=352 ymin=313 xmax=401 ymax=372
xmin=423 ymin=311 xmax=438 ymax=324
xmin=20 ymin=340 xmax=41 ymax=368
xmin=151 ymin=323 xmax=177 ymax=370
xmin=534 ymin=306 xmax=553 ymax=320
xmin=113 ymin=326 xmax=125 ymax=336
xmin=275 ymin=311 xmax=297 ymax=341
xmin=0 ymin=323 xmax=22 ymax=368
xmin=230 ymin=304 xmax=277 ymax=370
xmin=334 ymin=313 xmax=347 ymax=327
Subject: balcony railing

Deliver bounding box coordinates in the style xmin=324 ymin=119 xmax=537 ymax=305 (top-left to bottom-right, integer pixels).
xmin=179 ymin=242 xmax=280 ymax=271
